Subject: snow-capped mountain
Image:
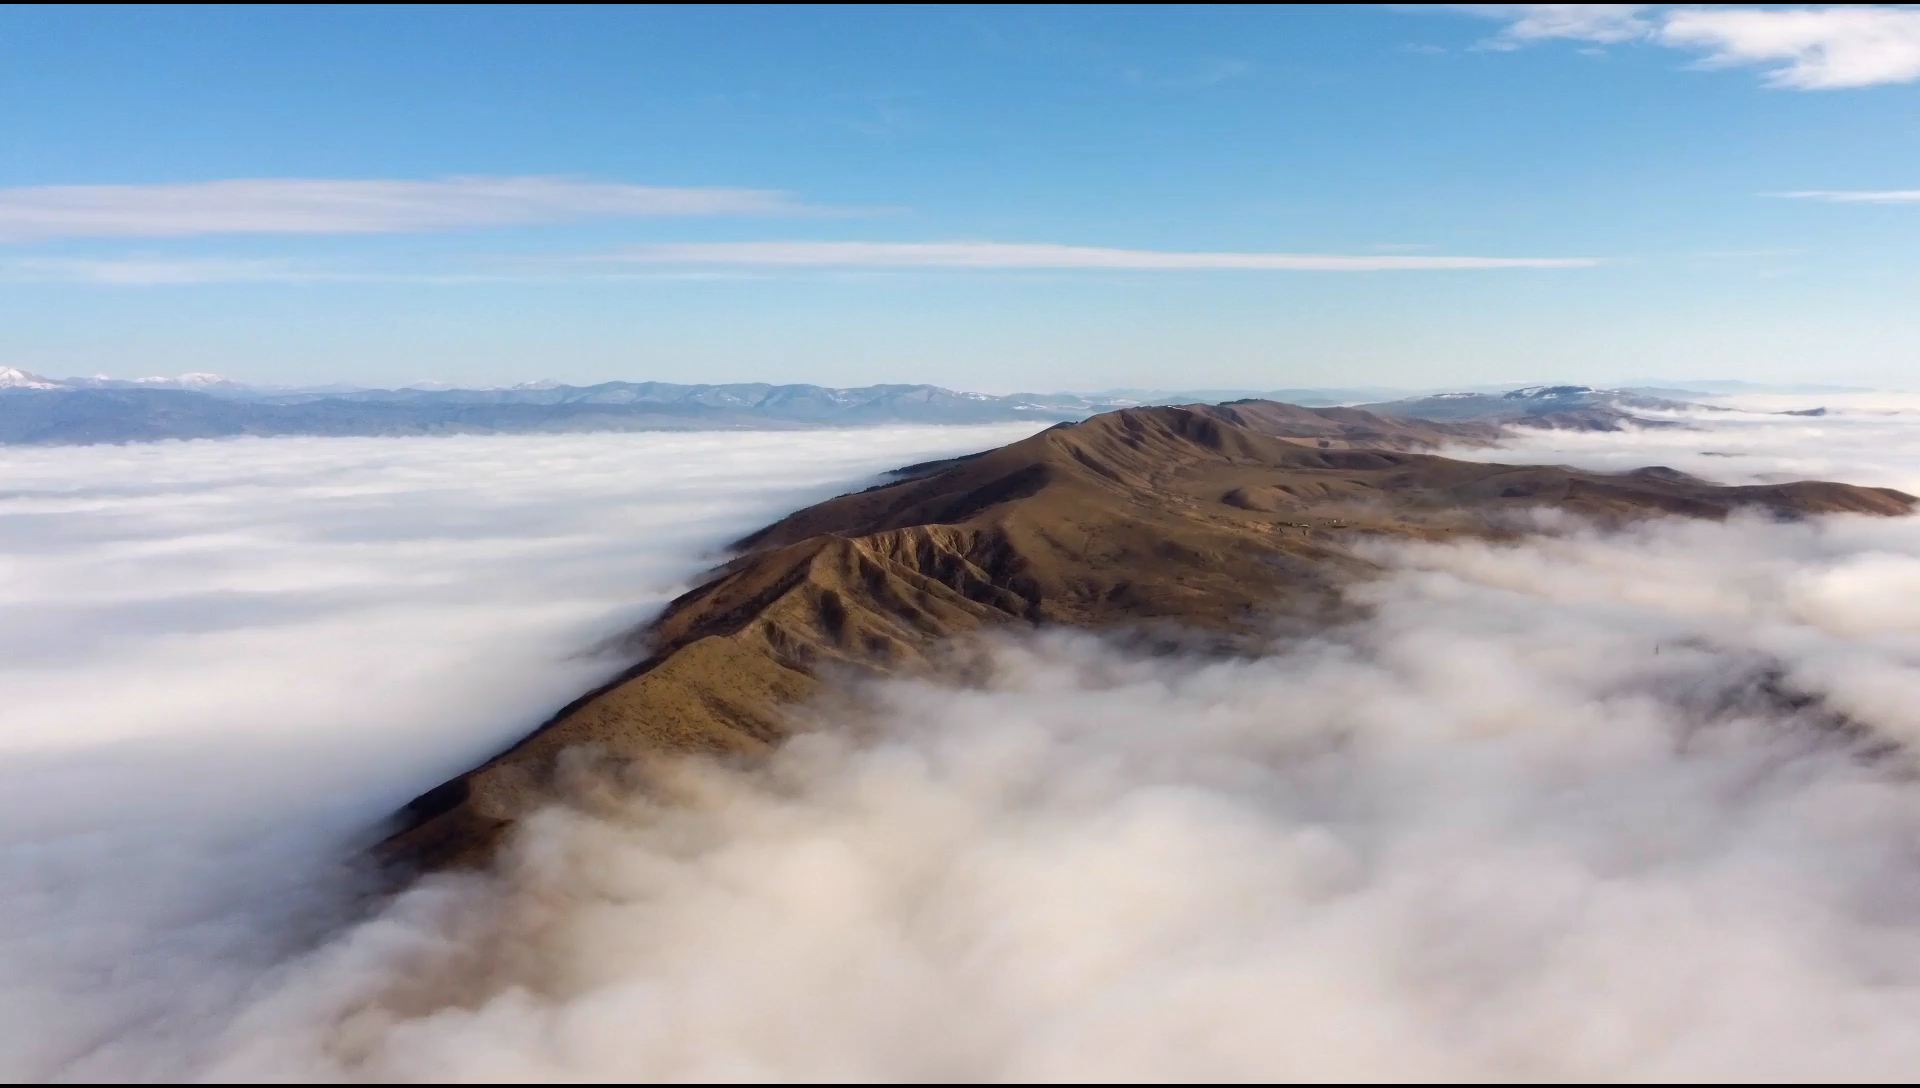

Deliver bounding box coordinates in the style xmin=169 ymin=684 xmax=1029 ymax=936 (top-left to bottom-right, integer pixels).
xmin=132 ymin=372 xmax=235 ymax=389
xmin=47 ymin=372 xmax=252 ymax=394
xmin=5 ymin=371 xmax=1727 ymax=447
xmin=0 ymin=376 xmax=1150 ymax=445
xmin=1363 ymin=384 xmax=1703 ymax=431
xmin=0 ymin=367 xmax=65 ymax=390
xmin=1503 ymin=384 xmax=1616 ymax=401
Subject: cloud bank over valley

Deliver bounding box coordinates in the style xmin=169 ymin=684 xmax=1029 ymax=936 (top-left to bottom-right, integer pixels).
xmin=8 ymin=403 xmax=1920 ymax=1079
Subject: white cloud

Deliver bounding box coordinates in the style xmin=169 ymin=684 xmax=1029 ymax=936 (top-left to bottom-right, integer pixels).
xmin=201 ymin=507 xmax=1920 ymax=1080
xmin=1773 ymin=189 xmax=1920 ymax=205
xmin=1447 ymin=5 xmax=1920 ymax=88
xmin=1447 ymin=391 xmax=1920 ymax=495
xmin=1661 ymin=5 xmax=1920 ymax=89
xmin=8 ymin=403 xmax=1920 ymax=1078
xmin=0 ymin=256 xmax=331 ymax=285
xmin=0 ymin=423 xmax=1048 ymax=1080
xmin=0 ymin=176 xmax=821 ymax=243
xmin=0 ymin=240 xmax=1599 ymax=287
xmin=1456 ymin=4 xmax=1656 ymax=50
xmin=0 ymin=256 xmax=765 ymax=287
xmin=586 ymin=240 xmax=1601 ymax=271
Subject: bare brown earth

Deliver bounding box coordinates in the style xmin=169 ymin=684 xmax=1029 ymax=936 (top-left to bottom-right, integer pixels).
xmin=386 ymin=402 xmax=1914 ymax=868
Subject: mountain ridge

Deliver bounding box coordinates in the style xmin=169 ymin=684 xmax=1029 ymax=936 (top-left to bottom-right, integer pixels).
xmin=383 ymin=399 xmax=1915 ymax=868
xmin=0 ymin=381 xmax=1106 ymax=444
xmin=0 ymin=373 xmax=1845 ymax=445
xmin=1363 ymin=384 xmax=1697 ymax=431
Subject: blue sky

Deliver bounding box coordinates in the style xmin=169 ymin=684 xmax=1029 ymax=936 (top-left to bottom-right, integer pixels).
xmin=2 ymin=4 xmax=1918 ymax=391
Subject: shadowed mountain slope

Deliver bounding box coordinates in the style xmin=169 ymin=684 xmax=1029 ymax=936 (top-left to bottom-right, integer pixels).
xmin=386 ymin=402 xmax=1914 ymax=867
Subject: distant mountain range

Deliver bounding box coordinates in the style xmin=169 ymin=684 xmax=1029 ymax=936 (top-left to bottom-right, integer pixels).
xmin=0 ymin=368 xmax=257 ymax=394
xmin=0 ymin=368 xmax=1400 ymax=445
xmin=0 ymin=368 xmax=1823 ymax=446
xmin=0 ymin=369 xmax=1155 ymax=445
xmin=1363 ymin=384 xmax=1701 ymax=430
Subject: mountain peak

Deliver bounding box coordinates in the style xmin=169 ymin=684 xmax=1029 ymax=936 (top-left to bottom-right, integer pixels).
xmin=382 ymin=399 xmax=1915 ymax=869
xmin=1503 ymin=384 xmax=1598 ymax=400
xmin=130 ymin=372 xmax=234 ymax=387
xmin=0 ymin=367 xmax=62 ymax=390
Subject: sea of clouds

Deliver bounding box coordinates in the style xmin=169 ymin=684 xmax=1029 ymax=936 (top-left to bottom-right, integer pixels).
xmin=1453 ymin=391 xmax=1920 ymax=495
xmin=10 ymin=401 xmax=1920 ymax=1080
xmin=0 ymin=424 xmax=1045 ymax=1081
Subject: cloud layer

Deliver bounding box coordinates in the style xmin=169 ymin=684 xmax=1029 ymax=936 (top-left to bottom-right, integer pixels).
xmin=1447 ymin=391 xmax=1920 ymax=495
xmin=0 ymin=423 xmax=1047 ymax=1081
xmin=0 ymin=176 xmax=818 ymax=243
xmin=9 ymin=405 xmax=1920 ymax=1079
xmin=200 ymin=510 xmax=1920 ymax=1080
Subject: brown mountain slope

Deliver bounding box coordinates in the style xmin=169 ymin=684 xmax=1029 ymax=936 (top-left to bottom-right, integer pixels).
xmin=386 ymin=402 xmax=1914 ymax=867
xmin=1188 ymin=399 xmax=1507 ymax=448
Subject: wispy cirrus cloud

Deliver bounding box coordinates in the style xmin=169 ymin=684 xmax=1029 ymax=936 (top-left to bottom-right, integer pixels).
xmin=1771 ymin=189 xmax=1920 ymax=205
xmin=1442 ymin=5 xmax=1920 ymax=89
xmin=580 ymin=240 xmax=1601 ymax=272
xmin=1452 ymin=4 xmax=1655 ymax=50
xmin=0 ymin=256 xmax=766 ymax=287
xmin=0 ymin=176 xmax=831 ymax=243
xmin=0 ymin=257 xmax=337 ymax=286
xmin=0 ymin=241 xmax=1601 ymax=286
